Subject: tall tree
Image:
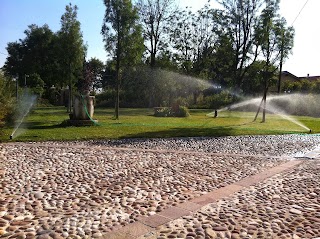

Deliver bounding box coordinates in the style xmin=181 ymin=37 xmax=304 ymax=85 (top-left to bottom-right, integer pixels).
xmin=58 ymin=3 xmax=86 ymax=112
xmin=242 ymin=60 xmax=277 ymax=95
xmin=254 ymin=0 xmax=294 ymax=122
xmin=3 ymin=42 xmax=24 ymax=79
xmin=101 ymin=0 xmax=144 ymax=119
xmin=217 ymin=0 xmax=263 ymax=91
xmin=276 ymin=18 xmax=294 ymax=93
xmin=137 ymin=0 xmax=176 ymax=67
xmin=169 ymin=8 xmax=195 ymax=73
xmin=137 ymin=0 xmax=175 ymax=107
xmin=207 ymin=33 xmax=236 ymax=87
xmin=192 ymin=7 xmax=225 ymax=76
xmin=3 ymin=24 xmax=58 ymax=88
xmin=168 ymin=6 xmax=227 ymax=104
xmin=169 ymin=6 xmax=222 ymax=74
xmin=87 ymin=58 xmax=105 ymax=94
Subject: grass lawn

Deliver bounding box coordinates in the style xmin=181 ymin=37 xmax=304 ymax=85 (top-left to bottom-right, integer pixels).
xmin=1 ymin=106 xmax=319 ymax=142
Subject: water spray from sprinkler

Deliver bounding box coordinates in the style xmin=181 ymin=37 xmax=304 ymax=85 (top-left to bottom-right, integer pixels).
xmin=10 ymin=92 xmax=37 ymax=140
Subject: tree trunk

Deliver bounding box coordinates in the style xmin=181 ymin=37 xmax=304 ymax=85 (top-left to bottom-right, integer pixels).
xmin=262 ymin=88 xmax=267 ymax=122
xmin=150 ymin=52 xmax=156 ymax=68
xmin=193 ymin=91 xmax=197 ymax=105
xmin=115 ymin=56 xmax=120 ymax=120
xmin=148 ymin=67 xmax=156 ymax=107
xmin=115 ymin=71 xmax=120 ymax=120
xmin=68 ymin=63 xmax=72 ymax=113
xmin=115 ymin=11 xmax=121 ymax=120
xmin=68 ymin=84 xmax=72 ymax=113
xmin=277 ymin=40 xmax=284 ymax=94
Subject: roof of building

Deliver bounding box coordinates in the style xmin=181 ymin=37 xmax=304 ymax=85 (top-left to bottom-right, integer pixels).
xmin=282 ymin=71 xmax=320 ymax=81
xmin=282 ymin=71 xmax=299 ymax=80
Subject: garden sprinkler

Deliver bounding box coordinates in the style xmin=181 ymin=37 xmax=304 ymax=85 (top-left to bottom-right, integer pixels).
xmin=309 ymin=129 xmax=312 ymax=134
xmin=214 ymin=110 xmax=218 ymax=118
xmin=9 ymin=134 xmax=13 ymax=140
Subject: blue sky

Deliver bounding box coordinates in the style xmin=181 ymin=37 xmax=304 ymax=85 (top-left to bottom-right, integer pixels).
xmin=0 ymin=0 xmax=318 ymax=77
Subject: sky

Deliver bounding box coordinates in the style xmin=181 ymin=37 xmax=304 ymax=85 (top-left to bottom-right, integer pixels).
xmin=0 ymin=0 xmax=318 ymax=77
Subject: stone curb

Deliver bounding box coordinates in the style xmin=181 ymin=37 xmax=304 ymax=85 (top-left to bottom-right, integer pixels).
xmin=102 ymin=159 xmax=304 ymax=239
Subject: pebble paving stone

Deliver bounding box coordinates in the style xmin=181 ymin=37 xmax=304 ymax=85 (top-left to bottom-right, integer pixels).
xmin=28 ymin=134 xmax=320 ymax=156
xmin=0 ymin=135 xmax=319 ymax=238
xmin=156 ymin=160 xmax=320 ymax=239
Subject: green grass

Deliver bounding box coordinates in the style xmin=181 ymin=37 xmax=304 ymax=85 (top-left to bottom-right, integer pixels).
xmin=1 ymin=106 xmax=320 ymax=142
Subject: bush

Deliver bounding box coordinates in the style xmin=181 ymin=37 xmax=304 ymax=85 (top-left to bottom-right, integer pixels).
xmin=175 ymin=106 xmax=190 ymax=117
xmin=208 ymin=91 xmax=235 ymax=109
xmin=44 ymin=87 xmax=60 ymax=105
xmin=154 ymin=107 xmax=172 ymax=117
xmin=95 ymin=89 xmax=116 ymax=107
xmin=96 ymin=89 xmax=149 ymax=108
xmin=154 ymin=106 xmax=190 ymax=117
xmin=36 ymin=98 xmax=53 ymax=107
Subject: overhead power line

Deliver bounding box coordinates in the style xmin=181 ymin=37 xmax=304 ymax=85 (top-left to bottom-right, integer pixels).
xmin=0 ymin=52 xmax=8 ymax=56
xmin=291 ymin=0 xmax=309 ymax=26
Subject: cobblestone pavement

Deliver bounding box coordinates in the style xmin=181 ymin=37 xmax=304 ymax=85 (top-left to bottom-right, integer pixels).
xmin=27 ymin=134 xmax=320 ymax=157
xmin=155 ymin=160 xmax=320 ymax=239
xmin=0 ymin=135 xmax=319 ymax=238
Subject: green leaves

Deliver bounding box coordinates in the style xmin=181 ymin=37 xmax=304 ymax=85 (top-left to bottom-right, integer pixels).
xmin=102 ymin=0 xmax=144 ymax=119
xmin=3 ymin=3 xmax=86 ymax=93
xmin=4 ymin=25 xmax=57 ymax=86
xmin=102 ymin=0 xmax=144 ymax=66
xmin=0 ymin=72 xmax=15 ymax=128
xmin=58 ymin=3 xmax=86 ymax=85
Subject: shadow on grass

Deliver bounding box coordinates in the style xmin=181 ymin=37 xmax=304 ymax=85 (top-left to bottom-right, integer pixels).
xmin=32 ymin=107 xmax=68 ymax=115
xmin=21 ymin=120 xmax=70 ymax=130
xmin=120 ymin=126 xmax=235 ymax=139
xmin=95 ymin=108 xmax=154 ymax=116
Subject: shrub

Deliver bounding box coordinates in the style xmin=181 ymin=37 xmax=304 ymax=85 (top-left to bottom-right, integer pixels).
xmin=44 ymin=87 xmax=60 ymax=105
xmin=95 ymin=89 xmax=116 ymax=107
xmin=154 ymin=107 xmax=172 ymax=117
xmin=208 ymin=91 xmax=235 ymax=109
xmin=154 ymin=106 xmax=190 ymax=117
xmin=175 ymin=106 xmax=190 ymax=117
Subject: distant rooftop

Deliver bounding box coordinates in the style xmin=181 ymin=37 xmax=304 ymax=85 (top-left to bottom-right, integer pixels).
xmin=282 ymin=71 xmax=320 ymax=80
